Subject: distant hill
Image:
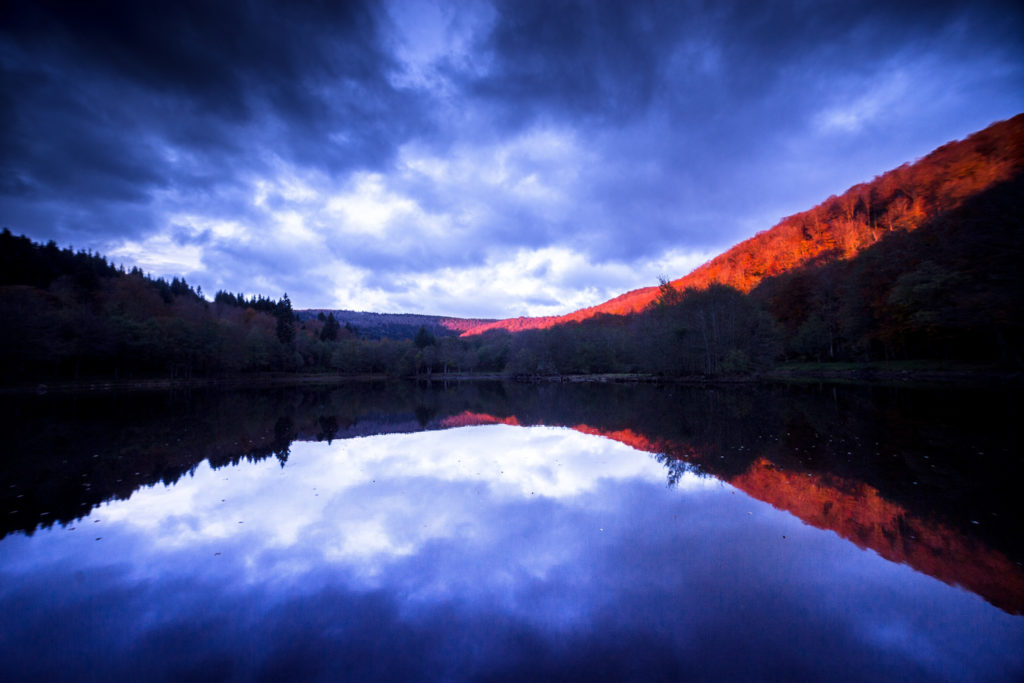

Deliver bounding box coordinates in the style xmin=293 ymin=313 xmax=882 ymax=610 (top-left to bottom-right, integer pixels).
xmin=463 ymin=114 xmax=1024 ymax=336
xmin=297 ymin=309 xmax=496 ymax=341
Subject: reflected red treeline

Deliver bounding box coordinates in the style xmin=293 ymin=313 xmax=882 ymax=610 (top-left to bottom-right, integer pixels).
xmin=4 ymin=383 xmax=1020 ymax=615
xmin=443 ymin=410 xmax=1024 ymax=615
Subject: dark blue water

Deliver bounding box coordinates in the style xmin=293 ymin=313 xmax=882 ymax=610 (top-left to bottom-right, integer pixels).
xmin=0 ymin=383 xmax=1021 ymax=681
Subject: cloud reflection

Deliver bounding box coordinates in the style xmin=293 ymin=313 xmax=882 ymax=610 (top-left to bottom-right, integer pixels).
xmin=94 ymin=426 xmax=712 ymax=577
xmin=0 ymin=423 xmax=1021 ymax=680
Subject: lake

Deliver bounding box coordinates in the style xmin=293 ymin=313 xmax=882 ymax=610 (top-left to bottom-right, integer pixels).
xmin=1 ymin=381 xmax=1022 ymax=681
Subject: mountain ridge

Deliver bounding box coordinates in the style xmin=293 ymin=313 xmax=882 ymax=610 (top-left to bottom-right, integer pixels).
xmin=296 ymin=309 xmax=495 ymax=340
xmin=462 ymin=114 xmax=1024 ymax=336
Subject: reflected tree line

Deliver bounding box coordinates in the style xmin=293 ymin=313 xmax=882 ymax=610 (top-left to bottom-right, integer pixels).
xmin=2 ymin=381 xmax=1020 ymax=568
xmin=2 ymin=380 xmax=1021 ymax=611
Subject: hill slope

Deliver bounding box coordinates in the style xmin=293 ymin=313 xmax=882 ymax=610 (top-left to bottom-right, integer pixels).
xmin=463 ymin=114 xmax=1024 ymax=336
xmin=297 ymin=309 xmax=495 ymax=341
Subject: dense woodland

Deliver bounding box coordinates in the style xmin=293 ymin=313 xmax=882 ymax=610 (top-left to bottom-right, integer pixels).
xmin=1 ymin=116 xmax=1022 ymax=383
xmin=0 ymin=230 xmax=423 ymax=380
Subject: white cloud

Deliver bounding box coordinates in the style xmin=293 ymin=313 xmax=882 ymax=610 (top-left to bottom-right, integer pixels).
xmin=814 ymin=70 xmax=910 ymax=134
xmin=273 ymin=210 xmax=321 ymax=244
xmin=104 ymin=124 xmax=721 ymax=316
xmin=382 ymin=245 xmax=718 ymax=317
xmin=107 ymin=234 xmax=204 ymax=276
xmin=321 ymin=264 xmax=397 ymax=313
xmin=120 ymin=124 xmax=718 ymax=314
xmin=250 ymin=156 xmax=325 ymax=207
xmin=324 ymin=173 xmax=424 ymax=237
xmin=398 ymin=126 xmax=585 ymax=202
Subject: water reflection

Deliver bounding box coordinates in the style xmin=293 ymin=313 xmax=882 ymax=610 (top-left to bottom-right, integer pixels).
xmin=0 ymin=381 xmax=1022 ymax=680
xmin=92 ymin=426 xmax=687 ymax=572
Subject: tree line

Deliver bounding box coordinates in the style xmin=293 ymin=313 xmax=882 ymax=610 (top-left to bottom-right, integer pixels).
xmin=1 ymin=165 xmax=1021 ymax=383
xmin=0 ymin=229 xmax=417 ymax=381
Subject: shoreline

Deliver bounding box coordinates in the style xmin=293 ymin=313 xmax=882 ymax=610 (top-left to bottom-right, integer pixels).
xmin=0 ymin=373 xmax=394 ymax=396
xmin=3 ymin=364 xmax=1020 ymax=395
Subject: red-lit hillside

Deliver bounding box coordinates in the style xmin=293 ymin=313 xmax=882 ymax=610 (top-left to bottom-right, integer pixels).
xmin=463 ymin=114 xmax=1024 ymax=336
xmin=437 ymin=410 xmax=1024 ymax=614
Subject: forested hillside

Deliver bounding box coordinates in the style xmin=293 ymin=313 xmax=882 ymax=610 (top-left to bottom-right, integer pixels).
xmin=490 ymin=169 xmax=1023 ymax=376
xmin=2 ymin=115 xmax=1021 ymax=384
xmin=0 ymin=231 xmax=464 ymax=382
xmin=754 ymin=173 xmax=1024 ymax=363
xmin=463 ymin=114 xmax=1024 ymax=336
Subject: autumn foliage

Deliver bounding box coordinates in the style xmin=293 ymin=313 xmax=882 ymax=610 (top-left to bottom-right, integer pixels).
xmin=463 ymin=114 xmax=1024 ymax=337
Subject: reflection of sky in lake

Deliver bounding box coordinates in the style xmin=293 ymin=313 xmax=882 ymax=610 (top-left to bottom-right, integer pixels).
xmin=1 ymin=426 xmax=1022 ymax=681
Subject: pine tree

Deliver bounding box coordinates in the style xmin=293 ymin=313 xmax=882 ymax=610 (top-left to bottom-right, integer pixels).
xmin=275 ymin=294 xmax=295 ymax=345
xmin=320 ymin=313 xmax=340 ymax=341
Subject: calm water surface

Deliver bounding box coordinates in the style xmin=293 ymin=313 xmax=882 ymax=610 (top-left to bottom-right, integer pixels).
xmin=0 ymin=382 xmax=1021 ymax=681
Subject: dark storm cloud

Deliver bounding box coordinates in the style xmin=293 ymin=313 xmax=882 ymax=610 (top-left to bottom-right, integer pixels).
xmin=467 ymin=0 xmax=683 ymax=124
xmin=472 ymin=0 xmax=1018 ymax=124
xmin=0 ymin=0 xmax=425 ymax=241
xmin=465 ymin=0 xmax=1024 ymax=255
xmin=0 ymin=0 xmax=1021 ymax=313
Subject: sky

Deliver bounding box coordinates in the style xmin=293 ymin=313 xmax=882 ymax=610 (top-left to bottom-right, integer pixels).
xmin=1 ymin=0 xmax=1022 ymax=318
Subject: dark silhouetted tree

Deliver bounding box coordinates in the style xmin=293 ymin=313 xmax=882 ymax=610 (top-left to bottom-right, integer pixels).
xmin=320 ymin=313 xmax=340 ymax=341
xmin=414 ymin=325 xmax=436 ymax=349
xmin=275 ymin=294 xmax=295 ymax=346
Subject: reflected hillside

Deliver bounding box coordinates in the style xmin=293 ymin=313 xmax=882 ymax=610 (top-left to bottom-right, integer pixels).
xmin=1 ymin=381 xmax=1020 ymax=612
xmin=730 ymin=458 xmax=1024 ymax=616
xmin=438 ymin=399 xmax=1024 ymax=615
